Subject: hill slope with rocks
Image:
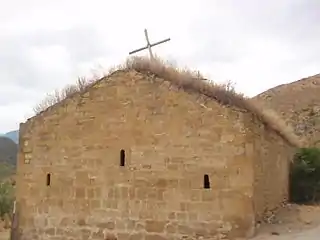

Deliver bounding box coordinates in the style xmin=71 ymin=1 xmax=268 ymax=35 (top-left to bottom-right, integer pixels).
xmin=254 ymin=74 xmax=320 ymax=147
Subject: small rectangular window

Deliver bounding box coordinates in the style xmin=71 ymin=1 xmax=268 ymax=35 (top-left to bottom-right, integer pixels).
xmin=120 ymin=149 xmax=125 ymax=166
xmin=46 ymin=173 xmax=51 ymax=186
xmin=204 ymin=174 xmax=210 ymax=189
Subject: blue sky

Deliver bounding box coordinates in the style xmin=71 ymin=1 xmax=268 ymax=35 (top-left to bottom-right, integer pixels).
xmin=0 ymin=0 xmax=319 ymax=132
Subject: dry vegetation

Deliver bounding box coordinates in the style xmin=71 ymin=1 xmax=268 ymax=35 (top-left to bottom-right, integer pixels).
xmin=33 ymin=56 xmax=303 ymax=148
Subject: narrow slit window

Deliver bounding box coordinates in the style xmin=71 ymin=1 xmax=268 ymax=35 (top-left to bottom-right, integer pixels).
xmin=120 ymin=149 xmax=125 ymax=166
xmin=204 ymin=174 xmax=210 ymax=189
xmin=46 ymin=173 xmax=51 ymax=186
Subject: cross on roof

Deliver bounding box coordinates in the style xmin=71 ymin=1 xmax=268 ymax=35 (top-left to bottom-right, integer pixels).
xmin=129 ymin=29 xmax=171 ymax=60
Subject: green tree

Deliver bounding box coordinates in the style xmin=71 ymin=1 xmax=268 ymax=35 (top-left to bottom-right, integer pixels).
xmin=0 ymin=181 xmax=14 ymax=218
xmin=290 ymin=147 xmax=320 ymax=203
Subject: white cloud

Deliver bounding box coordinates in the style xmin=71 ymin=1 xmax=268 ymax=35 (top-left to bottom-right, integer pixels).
xmin=0 ymin=0 xmax=319 ymax=132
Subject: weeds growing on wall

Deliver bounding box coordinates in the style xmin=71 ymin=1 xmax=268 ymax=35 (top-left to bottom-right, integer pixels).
xmin=32 ymin=56 xmax=303 ymax=148
xmin=290 ymin=147 xmax=320 ymax=204
xmin=0 ymin=181 xmax=14 ymax=218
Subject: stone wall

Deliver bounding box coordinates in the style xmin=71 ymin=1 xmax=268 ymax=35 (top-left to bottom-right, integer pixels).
xmin=243 ymin=114 xmax=294 ymax=222
xmin=16 ymin=71 xmax=291 ymax=240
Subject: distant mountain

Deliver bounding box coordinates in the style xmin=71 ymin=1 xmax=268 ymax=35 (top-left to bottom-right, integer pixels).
xmin=0 ymin=137 xmax=17 ymax=166
xmin=0 ymin=130 xmax=19 ymax=144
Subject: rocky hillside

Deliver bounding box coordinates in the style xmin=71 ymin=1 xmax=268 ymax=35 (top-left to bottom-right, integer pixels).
xmin=254 ymin=74 xmax=320 ymax=147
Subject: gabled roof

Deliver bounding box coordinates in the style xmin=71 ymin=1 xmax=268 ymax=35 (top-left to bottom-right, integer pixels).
xmin=27 ymin=57 xmax=302 ymax=148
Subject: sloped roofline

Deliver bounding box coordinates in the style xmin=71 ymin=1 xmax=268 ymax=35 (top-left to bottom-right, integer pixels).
xmin=25 ymin=56 xmax=303 ymax=148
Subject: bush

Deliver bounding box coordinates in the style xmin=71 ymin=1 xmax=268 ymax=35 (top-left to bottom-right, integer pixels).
xmin=290 ymin=147 xmax=320 ymax=203
xmin=0 ymin=181 xmax=14 ymax=218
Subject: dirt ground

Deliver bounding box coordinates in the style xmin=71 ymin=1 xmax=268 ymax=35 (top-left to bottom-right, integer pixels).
xmin=252 ymin=204 xmax=320 ymax=240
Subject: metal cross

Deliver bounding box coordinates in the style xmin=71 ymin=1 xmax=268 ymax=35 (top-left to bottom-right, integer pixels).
xmin=129 ymin=29 xmax=171 ymax=60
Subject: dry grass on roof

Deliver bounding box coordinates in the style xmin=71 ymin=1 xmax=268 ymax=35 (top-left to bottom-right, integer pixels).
xmin=34 ymin=56 xmax=303 ymax=148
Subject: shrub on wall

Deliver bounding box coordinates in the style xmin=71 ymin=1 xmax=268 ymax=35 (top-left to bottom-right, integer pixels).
xmin=290 ymin=147 xmax=320 ymax=203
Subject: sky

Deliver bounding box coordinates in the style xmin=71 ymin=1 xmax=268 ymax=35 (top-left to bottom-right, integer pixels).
xmin=0 ymin=0 xmax=319 ymax=133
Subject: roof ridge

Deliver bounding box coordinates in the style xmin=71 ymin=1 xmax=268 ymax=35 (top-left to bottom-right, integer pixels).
xmin=26 ymin=56 xmax=302 ymax=148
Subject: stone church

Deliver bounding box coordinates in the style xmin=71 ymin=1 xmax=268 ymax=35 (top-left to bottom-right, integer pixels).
xmin=16 ymin=69 xmax=295 ymax=240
